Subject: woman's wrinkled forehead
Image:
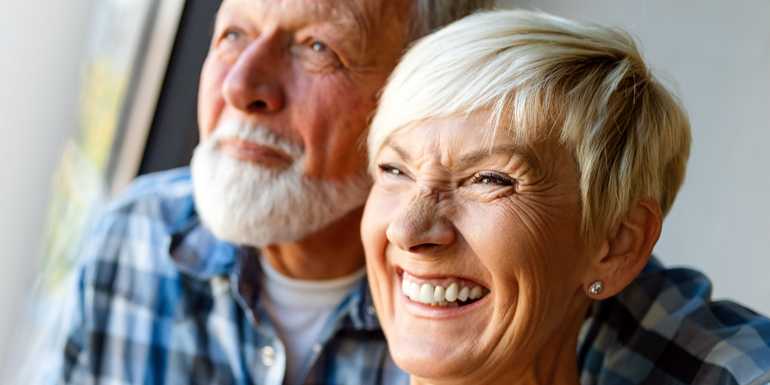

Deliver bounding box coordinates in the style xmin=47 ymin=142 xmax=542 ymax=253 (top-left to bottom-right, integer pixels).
xmin=376 ymin=113 xmax=547 ymax=173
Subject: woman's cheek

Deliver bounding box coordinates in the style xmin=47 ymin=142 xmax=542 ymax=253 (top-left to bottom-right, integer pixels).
xmin=362 ymin=186 xmax=405 ymax=259
xmin=362 ymin=193 xmax=388 ymax=259
xmin=362 ymin=190 xmax=396 ymax=321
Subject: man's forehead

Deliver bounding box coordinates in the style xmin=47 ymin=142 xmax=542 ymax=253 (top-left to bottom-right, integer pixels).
xmin=217 ymin=0 xmax=379 ymax=32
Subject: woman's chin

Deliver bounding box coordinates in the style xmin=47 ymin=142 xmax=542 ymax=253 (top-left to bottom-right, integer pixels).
xmin=388 ymin=332 xmax=478 ymax=380
xmin=385 ymin=309 xmax=491 ymax=380
xmin=381 ymin=272 xmax=501 ymax=379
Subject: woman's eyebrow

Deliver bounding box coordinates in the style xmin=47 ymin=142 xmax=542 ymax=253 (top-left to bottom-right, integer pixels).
xmin=457 ymin=145 xmax=538 ymax=168
xmin=384 ymin=143 xmax=413 ymax=163
xmin=385 ymin=142 xmax=540 ymax=172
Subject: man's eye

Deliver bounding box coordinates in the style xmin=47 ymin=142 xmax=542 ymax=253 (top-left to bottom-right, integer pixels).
xmin=223 ymin=29 xmax=239 ymax=40
xmin=470 ymin=172 xmax=515 ymax=187
xmin=310 ymin=41 xmax=328 ymax=52
xmin=219 ymin=28 xmax=245 ymax=45
xmin=293 ymin=38 xmax=342 ymax=71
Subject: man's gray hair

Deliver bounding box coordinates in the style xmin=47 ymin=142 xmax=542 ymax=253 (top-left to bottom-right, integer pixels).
xmin=408 ymin=0 xmax=495 ymax=41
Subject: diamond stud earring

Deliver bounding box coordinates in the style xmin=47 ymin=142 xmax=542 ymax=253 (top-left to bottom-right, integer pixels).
xmin=588 ymin=280 xmax=604 ymax=296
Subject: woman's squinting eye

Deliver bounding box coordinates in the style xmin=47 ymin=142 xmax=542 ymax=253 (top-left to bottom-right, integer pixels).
xmin=470 ymin=172 xmax=515 ymax=187
xmin=378 ymin=164 xmax=407 ymax=178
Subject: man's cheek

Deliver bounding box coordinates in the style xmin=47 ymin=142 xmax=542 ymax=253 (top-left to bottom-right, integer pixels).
xmin=198 ymin=62 xmax=229 ymax=139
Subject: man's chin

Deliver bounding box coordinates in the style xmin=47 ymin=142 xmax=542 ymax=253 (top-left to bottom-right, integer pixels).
xmin=190 ymin=139 xmax=370 ymax=247
xmin=204 ymin=221 xmax=306 ymax=248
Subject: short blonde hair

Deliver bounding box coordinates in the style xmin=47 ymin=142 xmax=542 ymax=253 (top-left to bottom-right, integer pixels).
xmin=368 ymin=10 xmax=691 ymax=243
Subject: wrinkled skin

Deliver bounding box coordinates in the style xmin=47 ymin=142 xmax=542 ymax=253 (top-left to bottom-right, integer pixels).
xmin=197 ymin=0 xmax=410 ymax=279
xmin=362 ymin=114 xmax=596 ymax=385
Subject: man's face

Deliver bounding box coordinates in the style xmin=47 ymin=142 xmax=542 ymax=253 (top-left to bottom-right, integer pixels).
xmin=198 ymin=0 xmax=408 ymax=180
xmin=192 ymin=0 xmax=409 ymax=246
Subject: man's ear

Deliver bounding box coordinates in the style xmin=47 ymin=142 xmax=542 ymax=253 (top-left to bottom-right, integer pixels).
xmin=584 ymin=199 xmax=663 ymax=299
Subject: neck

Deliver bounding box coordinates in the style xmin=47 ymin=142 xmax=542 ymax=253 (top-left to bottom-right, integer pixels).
xmin=260 ymin=206 xmax=365 ymax=280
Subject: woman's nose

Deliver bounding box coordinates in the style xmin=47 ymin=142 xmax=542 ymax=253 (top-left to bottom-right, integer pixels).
xmin=386 ymin=197 xmax=456 ymax=254
xmin=222 ymin=32 xmax=286 ymax=114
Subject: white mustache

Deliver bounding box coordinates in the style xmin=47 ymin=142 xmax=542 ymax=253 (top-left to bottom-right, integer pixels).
xmin=206 ymin=119 xmax=304 ymax=160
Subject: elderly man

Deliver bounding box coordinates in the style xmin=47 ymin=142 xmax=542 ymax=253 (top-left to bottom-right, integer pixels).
xmin=58 ymin=1 xmax=491 ymax=384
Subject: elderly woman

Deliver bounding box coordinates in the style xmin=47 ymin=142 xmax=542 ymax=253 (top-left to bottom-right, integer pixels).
xmin=361 ymin=10 xmax=770 ymax=385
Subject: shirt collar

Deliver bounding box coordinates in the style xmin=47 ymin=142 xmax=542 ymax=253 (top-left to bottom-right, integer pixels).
xmin=338 ymin=275 xmax=382 ymax=331
xmin=167 ymin=211 xmax=381 ymax=331
xmin=169 ymin=214 xmax=240 ymax=280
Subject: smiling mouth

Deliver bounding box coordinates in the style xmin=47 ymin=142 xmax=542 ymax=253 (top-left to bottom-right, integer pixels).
xmin=399 ymin=269 xmax=490 ymax=308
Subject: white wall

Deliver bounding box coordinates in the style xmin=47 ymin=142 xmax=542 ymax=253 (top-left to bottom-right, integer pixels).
xmin=498 ymin=0 xmax=770 ymax=313
xmin=0 ymin=0 xmax=94 ymax=378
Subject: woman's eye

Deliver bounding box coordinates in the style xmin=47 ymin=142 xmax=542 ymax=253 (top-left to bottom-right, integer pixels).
xmin=378 ymin=164 xmax=407 ymax=178
xmin=470 ymin=172 xmax=515 ymax=187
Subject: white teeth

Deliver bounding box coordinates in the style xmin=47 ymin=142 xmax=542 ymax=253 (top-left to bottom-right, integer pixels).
xmin=470 ymin=286 xmax=482 ymax=300
xmin=433 ymin=285 xmax=445 ymax=303
xmin=458 ymin=286 xmax=470 ymax=302
xmin=445 ymin=283 xmax=458 ymax=302
xmin=419 ymin=283 xmax=435 ymax=303
xmin=401 ymin=275 xmax=487 ymax=306
xmin=409 ymin=282 xmax=420 ymax=300
xmin=404 ymin=281 xmax=416 ymax=299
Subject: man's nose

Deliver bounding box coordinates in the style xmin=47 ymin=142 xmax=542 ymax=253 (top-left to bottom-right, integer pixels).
xmin=386 ymin=195 xmax=456 ymax=255
xmin=222 ymin=32 xmax=286 ymax=114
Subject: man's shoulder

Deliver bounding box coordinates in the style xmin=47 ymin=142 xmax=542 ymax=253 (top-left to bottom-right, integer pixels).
xmin=581 ymin=258 xmax=770 ymax=385
xmin=76 ymin=167 xmax=196 ymax=279
xmin=105 ymin=167 xmax=194 ymax=222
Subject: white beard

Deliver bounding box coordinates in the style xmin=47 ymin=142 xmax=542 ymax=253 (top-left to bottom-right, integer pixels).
xmin=190 ymin=119 xmax=371 ymax=247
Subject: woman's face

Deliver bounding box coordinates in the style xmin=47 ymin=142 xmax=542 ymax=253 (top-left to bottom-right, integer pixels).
xmin=362 ymin=114 xmax=596 ymax=382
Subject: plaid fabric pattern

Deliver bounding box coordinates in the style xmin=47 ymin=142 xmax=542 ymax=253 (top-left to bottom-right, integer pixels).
xmin=579 ymin=259 xmax=770 ymax=385
xmin=56 ymin=167 xmax=770 ymax=384
xmin=59 ymin=168 xmax=406 ymax=385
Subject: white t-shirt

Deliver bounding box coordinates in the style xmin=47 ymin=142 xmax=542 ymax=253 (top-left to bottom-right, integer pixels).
xmin=258 ymin=257 xmax=366 ymax=385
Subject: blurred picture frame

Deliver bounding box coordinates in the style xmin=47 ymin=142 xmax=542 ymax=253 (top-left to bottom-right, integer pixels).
xmin=40 ymin=0 xmax=186 ymax=290
xmin=98 ymin=0 xmax=187 ymax=194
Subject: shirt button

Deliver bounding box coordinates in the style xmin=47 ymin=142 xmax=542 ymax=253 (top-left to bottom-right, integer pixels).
xmin=312 ymin=343 xmax=322 ymax=354
xmin=367 ymin=305 xmax=377 ymax=316
xmin=261 ymin=346 xmax=276 ymax=367
xmin=210 ymin=276 xmax=230 ymax=295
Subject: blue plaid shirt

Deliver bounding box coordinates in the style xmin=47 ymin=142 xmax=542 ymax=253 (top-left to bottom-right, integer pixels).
xmin=57 ymin=167 xmax=770 ymax=384
xmin=59 ymin=168 xmax=406 ymax=385
xmin=579 ymin=259 xmax=770 ymax=385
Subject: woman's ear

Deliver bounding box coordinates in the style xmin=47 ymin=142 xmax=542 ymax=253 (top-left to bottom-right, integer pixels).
xmin=584 ymin=199 xmax=663 ymax=299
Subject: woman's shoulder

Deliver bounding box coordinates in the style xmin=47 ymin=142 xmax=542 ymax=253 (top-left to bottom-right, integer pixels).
xmin=578 ymin=257 xmax=770 ymax=385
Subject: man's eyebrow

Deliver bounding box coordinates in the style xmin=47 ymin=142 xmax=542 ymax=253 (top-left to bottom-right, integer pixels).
xmin=213 ymin=2 xmax=241 ymax=31
xmin=215 ymin=1 xmax=365 ymax=36
xmin=314 ymin=2 xmax=369 ymax=60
